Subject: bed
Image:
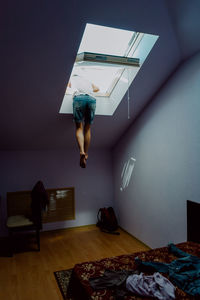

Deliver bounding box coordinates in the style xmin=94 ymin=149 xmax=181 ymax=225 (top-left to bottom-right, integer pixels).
xmin=68 ymin=241 xmax=200 ymax=299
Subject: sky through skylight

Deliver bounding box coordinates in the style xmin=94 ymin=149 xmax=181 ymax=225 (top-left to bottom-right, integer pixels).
xmin=78 ymin=24 xmax=135 ymax=56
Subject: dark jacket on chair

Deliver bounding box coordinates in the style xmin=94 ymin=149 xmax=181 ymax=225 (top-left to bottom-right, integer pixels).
xmin=31 ymin=181 xmax=49 ymax=229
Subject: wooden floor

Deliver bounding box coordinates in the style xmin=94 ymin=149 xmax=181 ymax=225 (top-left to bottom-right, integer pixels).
xmin=0 ymin=225 xmax=150 ymax=300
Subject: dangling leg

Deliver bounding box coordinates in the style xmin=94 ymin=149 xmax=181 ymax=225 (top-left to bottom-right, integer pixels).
xmin=75 ymin=122 xmax=86 ymax=168
xmin=83 ymin=96 xmax=96 ymax=161
xmin=84 ymin=123 xmax=91 ymax=160
xmin=75 ymin=122 xmax=84 ymax=154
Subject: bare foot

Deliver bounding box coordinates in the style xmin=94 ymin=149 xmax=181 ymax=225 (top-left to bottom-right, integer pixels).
xmin=85 ymin=153 xmax=88 ymax=160
xmin=80 ymin=153 xmax=86 ymax=168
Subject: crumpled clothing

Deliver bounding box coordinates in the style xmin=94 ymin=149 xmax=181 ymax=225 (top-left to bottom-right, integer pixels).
xmin=126 ymin=272 xmax=175 ymax=300
xmin=135 ymin=243 xmax=200 ymax=296
xmin=89 ymin=269 xmax=138 ymax=299
xmin=89 ymin=269 xmax=175 ymax=300
xmin=89 ymin=269 xmax=134 ymax=289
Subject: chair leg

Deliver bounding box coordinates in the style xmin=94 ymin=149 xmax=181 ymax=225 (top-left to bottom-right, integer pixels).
xmin=9 ymin=230 xmax=13 ymax=257
xmin=36 ymin=228 xmax=40 ymax=251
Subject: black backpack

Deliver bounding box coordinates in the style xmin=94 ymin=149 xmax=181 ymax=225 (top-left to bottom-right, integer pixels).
xmin=96 ymin=207 xmax=120 ymax=235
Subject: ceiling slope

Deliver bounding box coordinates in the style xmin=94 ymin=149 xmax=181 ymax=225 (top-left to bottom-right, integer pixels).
xmin=166 ymin=0 xmax=200 ymax=61
xmin=0 ymin=0 xmax=181 ymax=150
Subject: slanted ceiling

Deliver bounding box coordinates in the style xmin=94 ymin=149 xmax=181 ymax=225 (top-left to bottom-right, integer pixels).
xmin=166 ymin=0 xmax=200 ymax=60
xmin=1 ymin=0 xmax=199 ymax=150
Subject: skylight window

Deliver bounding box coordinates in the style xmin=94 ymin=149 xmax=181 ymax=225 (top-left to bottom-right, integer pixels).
xmin=60 ymin=24 xmax=159 ymax=116
xmin=65 ymin=24 xmax=139 ymax=97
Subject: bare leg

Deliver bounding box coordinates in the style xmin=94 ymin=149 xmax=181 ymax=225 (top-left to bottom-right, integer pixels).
xmin=75 ymin=122 xmax=84 ymax=154
xmin=75 ymin=122 xmax=86 ymax=168
xmin=84 ymin=123 xmax=91 ymax=160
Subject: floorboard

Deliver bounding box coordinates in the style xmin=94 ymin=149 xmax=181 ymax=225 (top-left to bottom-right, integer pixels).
xmin=0 ymin=225 xmax=150 ymax=300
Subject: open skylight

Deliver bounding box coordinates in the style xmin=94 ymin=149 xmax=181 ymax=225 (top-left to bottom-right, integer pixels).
xmin=60 ymin=24 xmax=159 ymax=116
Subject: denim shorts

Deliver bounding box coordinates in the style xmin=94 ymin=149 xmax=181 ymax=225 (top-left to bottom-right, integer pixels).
xmin=73 ymin=94 xmax=96 ymax=124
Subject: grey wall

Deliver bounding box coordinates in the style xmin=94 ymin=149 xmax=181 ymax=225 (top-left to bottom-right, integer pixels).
xmin=0 ymin=148 xmax=114 ymax=236
xmin=113 ymin=51 xmax=200 ymax=248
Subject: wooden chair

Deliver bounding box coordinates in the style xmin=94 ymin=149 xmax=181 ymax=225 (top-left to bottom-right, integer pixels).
xmin=6 ymin=213 xmax=41 ymax=256
xmin=6 ymin=181 xmax=48 ymax=256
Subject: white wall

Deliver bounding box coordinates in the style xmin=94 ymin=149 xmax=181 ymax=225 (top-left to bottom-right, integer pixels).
xmin=0 ymin=148 xmax=114 ymax=235
xmin=113 ymin=52 xmax=200 ymax=248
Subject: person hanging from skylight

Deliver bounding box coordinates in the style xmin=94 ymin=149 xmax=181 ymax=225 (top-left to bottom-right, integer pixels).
xmin=68 ymin=70 xmax=99 ymax=168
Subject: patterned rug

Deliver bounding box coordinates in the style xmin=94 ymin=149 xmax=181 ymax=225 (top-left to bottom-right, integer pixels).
xmin=54 ymin=268 xmax=73 ymax=300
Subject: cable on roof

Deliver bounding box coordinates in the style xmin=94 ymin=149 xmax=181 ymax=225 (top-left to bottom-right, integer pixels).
xmin=127 ymin=69 xmax=130 ymax=119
